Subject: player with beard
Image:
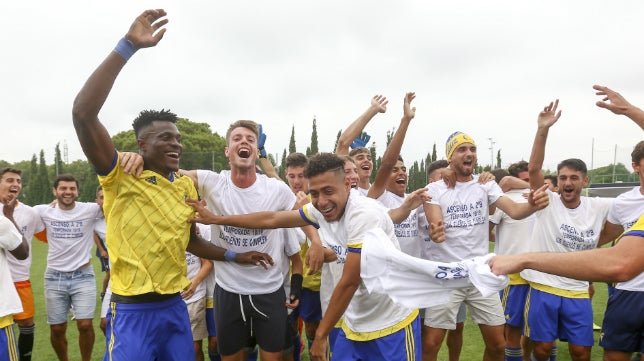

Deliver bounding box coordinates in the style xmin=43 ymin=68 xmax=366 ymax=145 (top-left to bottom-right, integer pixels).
xmin=336 ymin=95 xmax=388 ymax=195
xmin=72 ymin=10 xmax=272 ymax=360
xmin=33 ymin=174 xmax=102 ymax=361
xmin=422 ymin=132 xmax=549 ymax=361
xmin=519 ymin=100 xmax=613 ymax=361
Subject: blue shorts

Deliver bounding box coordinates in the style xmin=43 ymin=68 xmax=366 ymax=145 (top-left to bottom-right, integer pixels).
xmin=500 ymin=284 xmax=529 ymax=328
xmin=599 ymin=289 xmax=644 ymax=353
xmin=44 ymin=265 xmax=96 ymax=324
xmin=328 ymin=326 xmax=341 ymax=358
xmin=300 ymin=289 xmax=322 ymax=322
xmin=0 ymin=324 xmax=18 ymax=361
xmin=332 ymin=315 xmax=421 ymax=361
xmin=524 ymin=287 xmax=593 ymax=346
xmin=205 ymin=303 xmax=216 ymax=337
xmin=103 ymin=295 xmax=194 ymax=361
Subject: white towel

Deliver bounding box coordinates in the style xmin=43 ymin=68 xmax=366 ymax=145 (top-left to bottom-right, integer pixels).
xmin=360 ymin=228 xmax=508 ymax=309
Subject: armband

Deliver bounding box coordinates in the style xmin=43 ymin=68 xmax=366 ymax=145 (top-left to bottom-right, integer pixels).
xmin=114 ymin=37 xmax=137 ymax=61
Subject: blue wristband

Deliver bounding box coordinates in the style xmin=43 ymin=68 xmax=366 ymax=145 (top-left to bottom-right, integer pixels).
xmin=224 ymin=250 xmax=237 ymax=262
xmin=114 ymin=37 xmax=137 ymax=61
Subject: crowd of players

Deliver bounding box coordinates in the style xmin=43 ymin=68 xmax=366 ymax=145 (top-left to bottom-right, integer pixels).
xmin=1 ymin=9 xmax=644 ymax=361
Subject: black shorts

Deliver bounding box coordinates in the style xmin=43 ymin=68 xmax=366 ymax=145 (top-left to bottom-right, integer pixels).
xmin=214 ymin=284 xmax=287 ymax=355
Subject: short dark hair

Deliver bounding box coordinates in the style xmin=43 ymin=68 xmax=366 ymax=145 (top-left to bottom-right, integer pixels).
xmin=96 ymin=185 xmax=103 ymax=193
xmin=132 ymin=109 xmax=178 ymax=138
xmin=507 ymin=161 xmax=528 ymax=177
xmin=397 ymin=155 xmax=404 ymax=164
xmin=225 ymin=120 xmax=259 ymax=144
xmin=285 ymin=153 xmax=308 ymax=169
xmin=54 ymin=174 xmax=78 ymax=189
xmin=490 ymin=168 xmax=510 ymax=184
xmin=0 ymin=167 xmax=22 ymax=179
xmin=427 ymin=160 xmax=449 ymax=179
xmin=557 ymin=158 xmax=587 ymax=175
xmin=631 ymin=140 xmax=644 ymax=164
xmin=544 ymin=174 xmax=558 ymax=187
xmin=304 ymin=153 xmax=345 ymax=179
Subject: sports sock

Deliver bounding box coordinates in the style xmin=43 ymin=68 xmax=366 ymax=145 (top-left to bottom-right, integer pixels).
xmin=549 ymin=345 xmax=557 ymax=361
xmin=504 ymin=346 xmax=522 ymax=361
xmin=207 ymin=350 xmax=221 ymax=361
xmin=18 ymin=324 xmax=35 ymax=361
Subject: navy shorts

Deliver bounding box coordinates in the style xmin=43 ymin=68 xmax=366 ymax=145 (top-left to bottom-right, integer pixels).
xmin=299 ymin=288 xmax=322 ymax=322
xmin=599 ymin=289 xmax=644 ymax=353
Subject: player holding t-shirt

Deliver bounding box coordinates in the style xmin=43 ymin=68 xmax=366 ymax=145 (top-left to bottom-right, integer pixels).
xmin=1 ymin=168 xmax=44 ymax=361
xmin=520 ymin=100 xmax=613 ymax=361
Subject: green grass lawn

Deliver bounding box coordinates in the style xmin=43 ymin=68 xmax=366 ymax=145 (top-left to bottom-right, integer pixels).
xmin=26 ymin=239 xmax=610 ymax=360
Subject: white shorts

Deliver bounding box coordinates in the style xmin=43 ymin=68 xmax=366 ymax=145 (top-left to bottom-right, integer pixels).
xmin=423 ymin=286 xmax=504 ymax=329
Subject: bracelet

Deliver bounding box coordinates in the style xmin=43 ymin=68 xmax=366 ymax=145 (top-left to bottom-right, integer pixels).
xmin=114 ymin=37 xmax=137 ymax=61
xmin=224 ymin=250 xmax=237 ymax=262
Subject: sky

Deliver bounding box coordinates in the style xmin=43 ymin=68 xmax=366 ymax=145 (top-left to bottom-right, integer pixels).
xmin=3 ymin=1 xmax=644 ymax=174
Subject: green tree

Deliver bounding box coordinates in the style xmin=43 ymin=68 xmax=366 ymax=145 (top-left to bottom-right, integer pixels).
xmin=289 ymin=126 xmax=296 ymax=154
xmin=32 ymin=150 xmax=51 ymax=205
xmin=54 ymin=142 xmax=65 ymax=176
xmin=279 ymin=148 xmax=287 ymax=180
xmin=431 ymin=143 xmax=437 ymax=162
xmin=587 ymin=163 xmax=635 ymax=184
xmin=496 ymin=149 xmax=502 ymax=169
xmin=369 ymin=142 xmax=379 ymax=184
xmin=334 ymin=130 xmax=342 ymax=152
xmin=308 ymin=117 xmax=319 ymax=156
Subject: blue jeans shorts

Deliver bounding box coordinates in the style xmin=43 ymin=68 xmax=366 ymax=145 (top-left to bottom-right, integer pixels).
xmin=44 ymin=265 xmax=96 ymax=324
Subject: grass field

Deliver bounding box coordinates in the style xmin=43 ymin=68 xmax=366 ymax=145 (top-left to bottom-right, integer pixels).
xmin=26 ymin=239 xmax=609 ymax=360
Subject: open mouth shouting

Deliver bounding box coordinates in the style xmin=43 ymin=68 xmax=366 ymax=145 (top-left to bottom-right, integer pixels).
xmin=238 ymin=147 xmax=252 ymax=159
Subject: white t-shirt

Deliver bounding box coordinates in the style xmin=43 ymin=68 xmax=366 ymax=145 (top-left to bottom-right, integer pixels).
xmin=2 ymin=202 xmax=45 ymax=282
xmin=184 ymin=251 xmax=208 ymax=304
xmin=489 ymin=189 xmax=535 ymax=256
xmin=0 ymin=216 xmax=24 ymax=317
xmin=197 ymin=170 xmax=296 ymax=295
xmin=606 ymin=187 xmax=644 ymax=291
xmin=94 ymin=216 xmax=106 ymax=244
xmin=197 ymin=223 xmax=216 ymax=301
xmin=426 ymin=176 xmax=503 ymax=262
xmin=521 ymin=191 xmax=613 ymax=291
xmin=35 ymin=202 xmax=103 ymax=272
xmin=376 ymin=190 xmax=422 ymax=258
xmin=300 ymin=191 xmax=415 ymax=334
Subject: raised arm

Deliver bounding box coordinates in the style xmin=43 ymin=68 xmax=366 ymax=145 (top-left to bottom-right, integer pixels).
xmin=257 ymin=124 xmax=281 ymax=180
xmin=335 ymin=95 xmax=388 ymax=155
xmin=594 ymin=85 xmax=644 ymax=130
xmin=72 ymin=9 xmax=168 ymax=174
xmin=528 ymin=100 xmax=561 ymax=190
xmin=368 ymin=92 xmax=416 ymax=199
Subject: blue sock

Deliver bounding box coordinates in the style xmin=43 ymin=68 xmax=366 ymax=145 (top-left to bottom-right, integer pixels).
xmin=246 ymin=347 xmax=258 ymax=361
xmin=505 ymin=346 xmax=522 ymax=361
xmin=293 ymin=333 xmax=301 ymax=361
xmin=550 ymin=345 xmax=557 ymax=361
